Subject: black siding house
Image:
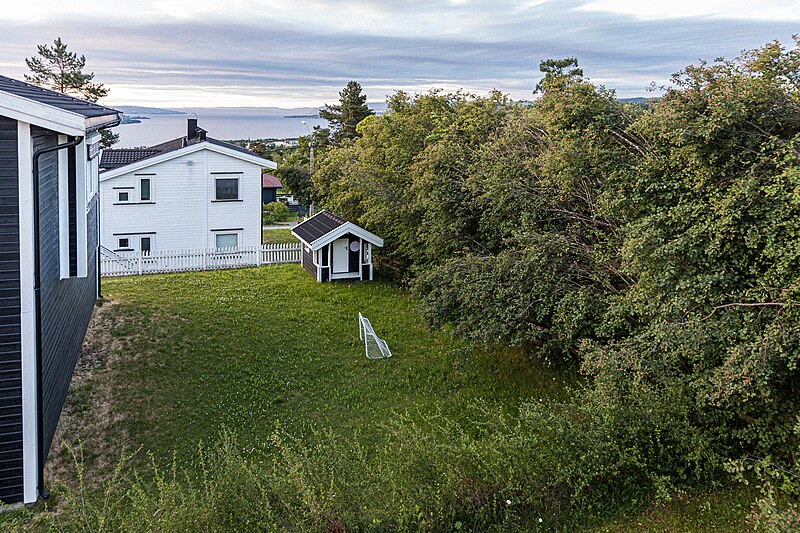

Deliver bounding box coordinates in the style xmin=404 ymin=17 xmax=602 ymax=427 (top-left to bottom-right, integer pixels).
xmin=0 ymin=75 xmax=120 ymax=505
xmin=292 ymin=211 xmax=383 ymax=282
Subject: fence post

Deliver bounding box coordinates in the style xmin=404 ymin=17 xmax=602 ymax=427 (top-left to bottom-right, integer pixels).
xmin=138 ymin=251 xmax=142 ymax=275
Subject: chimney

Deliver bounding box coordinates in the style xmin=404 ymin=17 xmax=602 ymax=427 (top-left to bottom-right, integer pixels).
xmin=187 ymin=118 xmax=198 ymax=139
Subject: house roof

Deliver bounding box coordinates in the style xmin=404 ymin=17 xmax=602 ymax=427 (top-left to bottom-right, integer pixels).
xmin=100 ymin=135 xmax=273 ymax=170
xmin=292 ymin=211 xmax=384 ymax=251
xmin=0 ymin=74 xmax=120 ymax=134
xmin=262 ymin=173 xmax=282 ymax=189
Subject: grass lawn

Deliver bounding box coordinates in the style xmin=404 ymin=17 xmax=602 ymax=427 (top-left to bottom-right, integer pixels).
xmin=262 ymin=228 xmax=295 ymax=244
xmin=72 ymin=265 xmax=571 ymax=468
xmin=26 ymin=264 xmax=755 ymax=530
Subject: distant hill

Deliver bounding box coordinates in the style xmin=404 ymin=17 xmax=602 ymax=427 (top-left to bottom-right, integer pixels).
xmin=618 ymin=97 xmax=657 ymax=105
xmin=116 ymin=105 xmax=185 ymax=115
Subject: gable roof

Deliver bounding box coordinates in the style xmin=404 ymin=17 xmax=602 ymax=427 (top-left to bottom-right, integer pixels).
xmin=0 ymin=74 xmax=120 ymax=134
xmin=262 ymin=173 xmax=282 ymax=188
xmin=99 ymin=137 xmax=278 ymax=179
xmin=100 ymin=135 xmax=272 ymax=171
xmin=292 ymin=211 xmax=383 ymax=250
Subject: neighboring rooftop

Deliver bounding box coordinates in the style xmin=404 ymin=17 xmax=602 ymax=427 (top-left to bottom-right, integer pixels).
xmin=262 ymin=173 xmax=282 ymax=189
xmin=292 ymin=211 xmax=348 ymax=244
xmin=0 ymin=74 xmax=120 ymax=119
xmin=100 ymin=119 xmax=268 ymax=170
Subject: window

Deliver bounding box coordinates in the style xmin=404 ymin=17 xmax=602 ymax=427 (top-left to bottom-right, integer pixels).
xmin=141 ymin=237 xmax=151 ymax=254
xmin=215 ymin=178 xmax=239 ymax=200
xmin=117 ymin=191 xmax=130 ymax=203
xmin=140 ymin=178 xmax=151 ymax=201
xmin=118 ymin=237 xmax=130 ymax=250
xmin=215 ymin=233 xmax=238 ymax=249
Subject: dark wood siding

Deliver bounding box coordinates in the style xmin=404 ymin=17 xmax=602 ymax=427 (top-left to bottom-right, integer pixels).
xmin=362 ymin=264 xmax=371 ymax=281
xmin=301 ymin=246 xmax=315 ymax=277
xmin=0 ymin=117 xmax=23 ymax=503
xmin=32 ymin=129 xmax=98 ymax=463
xmin=347 ymin=235 xmax=359 ymax=273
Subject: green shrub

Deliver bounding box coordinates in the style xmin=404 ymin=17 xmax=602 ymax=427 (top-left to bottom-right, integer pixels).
xmin=263 ymin=201 xmax=290 ymax=224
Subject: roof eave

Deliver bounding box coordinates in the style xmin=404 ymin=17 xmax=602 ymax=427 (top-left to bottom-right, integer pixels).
xmin=101 ymin=140 xmax=277 ymax=180
xmin=84 ymin=113 xmax=121 ymax=132
xmin=0 ymin=90 xmax=86 ymax=136
xmin=307 ymin=222 xmax=384 ymax=251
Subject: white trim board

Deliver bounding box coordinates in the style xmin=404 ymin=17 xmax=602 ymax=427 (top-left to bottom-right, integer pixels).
xmin=0 ymin=91 xmax=86 ymax=136
xmin=307 ymin=222 xmax=383 ymax=251
xmin=17 ymin=121 xmax=38 ymax=504
xmin=100 ymin=141 xmax=277 ymax=181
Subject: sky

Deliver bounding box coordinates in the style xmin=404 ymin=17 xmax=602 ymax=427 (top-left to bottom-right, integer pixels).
xmin=0 ymin=1 xmax=798 ymax=108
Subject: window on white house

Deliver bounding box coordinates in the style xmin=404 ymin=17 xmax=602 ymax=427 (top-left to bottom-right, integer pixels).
xmin=140 ymin=178 xmax=151 ymax=201
xmin=141 ymin=236 xmax=152 ymax=254
xmin=117 ymin=237 xmax=130 ymax=250
xmin=117 ymin=190 xmax=130 ymax=203
xmin=215 ymin=233 xmax=238 ymax=249
xmin=215 ymin=178 xmax=239 ymax=200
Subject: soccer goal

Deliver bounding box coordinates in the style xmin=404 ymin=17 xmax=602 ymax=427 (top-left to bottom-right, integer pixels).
xmin=358 ymin=313 xmax=392 ymax=359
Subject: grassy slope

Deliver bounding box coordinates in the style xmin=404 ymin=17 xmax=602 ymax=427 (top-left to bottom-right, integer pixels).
xmin=13 ymin=265 xmax=754 ymax=530
xmin=95 ymin=265 xmax=571 ymax=466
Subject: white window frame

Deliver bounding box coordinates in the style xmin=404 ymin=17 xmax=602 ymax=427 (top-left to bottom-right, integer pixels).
xmin=214 ymin=176 xmax=240 ymax=201
xmin=139 ymin=235 xmax=153 ymax=255
xmin=137 ymin=174 xmax=154 ymax=202
xmin=212 ymin=229 xmax=241 ymax=250
xmin=116 ymin=189 xmax=132 ymax=203
xmin=116 ymin=237 xmax=132 ymax=251
xmin=214 ymin=232 xmax=239 ymax=249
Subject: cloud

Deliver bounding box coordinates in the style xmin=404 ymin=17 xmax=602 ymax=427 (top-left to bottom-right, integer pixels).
xmin=578 ymin=0 xmax=800 ymax=21
xmin=0 ymin=2 xmax=796 ymax=106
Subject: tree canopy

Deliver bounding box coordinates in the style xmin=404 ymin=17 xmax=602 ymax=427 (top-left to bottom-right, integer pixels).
xmin=308 ymin=40 xmax=800 ymax=510
xmin=25 ymin=37 xmax=118 ymax=147
xmin=319 ymin=81 xmax=373 ymax=144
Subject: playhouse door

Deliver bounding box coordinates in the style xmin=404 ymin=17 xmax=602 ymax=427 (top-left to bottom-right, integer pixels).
xmin=332 ymin=238 xmax=350 ymax=273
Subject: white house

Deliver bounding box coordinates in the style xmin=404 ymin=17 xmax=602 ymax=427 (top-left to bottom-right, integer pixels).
xmin=99 ymin=119 xmax=276 ymax=253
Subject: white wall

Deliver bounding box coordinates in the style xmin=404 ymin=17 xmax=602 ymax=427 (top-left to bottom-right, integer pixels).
xmin=100 ymin=145 xmax=263 ymax=252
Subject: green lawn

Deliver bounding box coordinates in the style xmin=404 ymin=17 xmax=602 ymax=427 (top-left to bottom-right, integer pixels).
xmin=261 ymin=228 xmax=295 ymax=244
xmin=22 ymin=265 xmax=755 ymax=530
xmin=90 ymin=265 xmax=570 ymax=466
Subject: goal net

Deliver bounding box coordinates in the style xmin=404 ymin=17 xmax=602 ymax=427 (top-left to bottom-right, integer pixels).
xmin=358 ymin=313 xmax=393 ymax=359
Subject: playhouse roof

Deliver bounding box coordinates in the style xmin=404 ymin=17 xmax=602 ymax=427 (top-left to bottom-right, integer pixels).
xmin=292 ymin=211 xmax=384 ymax=251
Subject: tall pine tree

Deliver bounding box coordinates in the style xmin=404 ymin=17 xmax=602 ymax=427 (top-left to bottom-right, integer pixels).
xmin=319 ymin=81 xmax=373 ymax=144
xmin=25 ymin=37 xmax=119 ymax=148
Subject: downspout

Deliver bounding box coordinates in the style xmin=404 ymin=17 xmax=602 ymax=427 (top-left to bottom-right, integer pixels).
xmin=31 ymin=135 xmax=84 ymax=499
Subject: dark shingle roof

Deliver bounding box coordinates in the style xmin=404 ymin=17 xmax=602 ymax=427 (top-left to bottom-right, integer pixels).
xmin=0 ymin=74 xmax=119 ymax=119
xmin=293 ymin=211 xmax=348 ymax=244
xmin=99 ymin=148 xmax=160 ymax=169
xmin=100 ymin=133 xmax=267 ymax=170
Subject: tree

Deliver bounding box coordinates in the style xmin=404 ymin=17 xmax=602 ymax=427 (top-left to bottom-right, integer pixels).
xmin=275 ymin=165 xmax=313 ymax=206
xmin=25 ymin=37 xmax=119 ymax=148
xmin=535 ymin=57 xmax=583 ymax=93
xmin=319 ymin=81 xmax=373 ymax=143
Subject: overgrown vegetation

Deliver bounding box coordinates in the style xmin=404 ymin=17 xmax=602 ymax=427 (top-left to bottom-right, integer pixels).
xmin=311 ymin=39 xmax=800 ymax=526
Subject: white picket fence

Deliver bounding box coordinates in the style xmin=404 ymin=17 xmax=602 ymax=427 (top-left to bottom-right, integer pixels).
xmin=100 ymin=243 xmax=301 ymax=277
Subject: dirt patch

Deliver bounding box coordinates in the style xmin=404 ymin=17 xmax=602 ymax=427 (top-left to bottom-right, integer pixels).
xmin=44 ymin=298 xmax=132 ymax=492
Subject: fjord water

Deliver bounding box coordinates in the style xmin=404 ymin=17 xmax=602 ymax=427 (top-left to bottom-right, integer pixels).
xmin=113 ymin=111 xmax=329 ymax=148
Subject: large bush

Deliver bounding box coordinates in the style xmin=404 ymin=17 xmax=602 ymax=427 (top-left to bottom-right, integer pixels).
xmin=262 ymin=201 xmax=291 ymax=224
xmin=309 ymin=39 xmax=800 ymax=503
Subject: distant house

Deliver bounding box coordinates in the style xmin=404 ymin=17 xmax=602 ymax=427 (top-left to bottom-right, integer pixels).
xmin=292 ymin=211 xmax=383 ymax=282
xmin=0 ymin=74 xmax=121 ymax=505
xmin=99 ymin=119 xmax=277 ymax=253
xmin=262 ymin=172 xmax=281 ymax=204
